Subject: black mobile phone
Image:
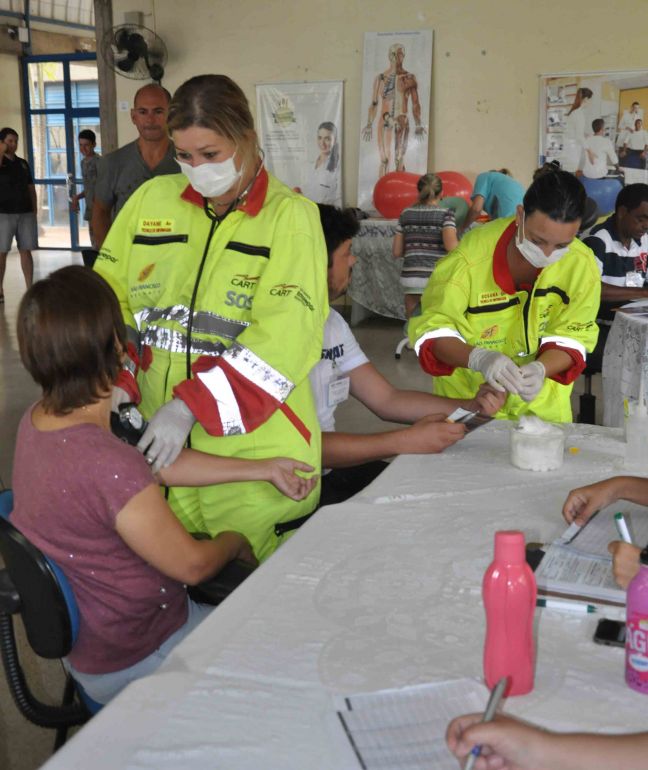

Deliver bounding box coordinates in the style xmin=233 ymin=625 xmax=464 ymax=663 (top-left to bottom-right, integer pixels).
xmin=593 ymin=618 xmax=626 ymax=648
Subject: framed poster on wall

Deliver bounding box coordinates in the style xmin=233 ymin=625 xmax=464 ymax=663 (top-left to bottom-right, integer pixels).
xmin=539 ymin=69 xmax=648 ymax=183
xmin=256 ymin=80 xmax=343 ymax=206
xmin=357 ymin=30 xmax=433 ymax=214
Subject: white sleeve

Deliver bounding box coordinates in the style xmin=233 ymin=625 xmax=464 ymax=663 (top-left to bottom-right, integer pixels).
xmin=336 ymin=313 xmax=369 ymax=375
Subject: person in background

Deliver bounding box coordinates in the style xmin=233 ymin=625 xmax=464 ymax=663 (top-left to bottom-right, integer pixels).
xmin=584 ymin=183 xmax=648 ymax=310
xmin=562 ymin=87 xmax=593 ymax=172
xmin=92 ymin=84 xmax=179 ymax=249
xmin=95 ymin=74 xmax=328 ymax=562
xmin=563 ymin=475 xmax=648 ymax=589
xmin=621 ymin=118 xmax=648 ymax=170
xmin=582 ymin=118 xmax=619 ymax=180
xmin=392 ymin=173 xmax=458 ymax=319
xmin=0 ymin=127 xmax=36 ymax=301
xmin=616 ymin=100 xmax=643 ymax=149
xmin=299 ymin=121 xmax=341 ymax=206
xmin=308 ymin=204 xmax=505 ymax=509
xmin=70 ymin=129 xmax=101 ymax=256
xmin=11 ymin=266 xmax=315 ymax=705
xmin=461 ymin=169 xmax=525 ymax=232
xmin=409 ymin=168 xmax=600 ymax=423
xmin=447 ymin=712 xmax=648 ymax=770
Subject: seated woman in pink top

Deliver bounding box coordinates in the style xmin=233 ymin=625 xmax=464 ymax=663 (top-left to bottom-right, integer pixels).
xmin=10 ymin=266 xmax=316 ymax=704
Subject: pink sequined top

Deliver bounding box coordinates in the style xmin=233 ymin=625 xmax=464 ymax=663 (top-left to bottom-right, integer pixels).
xmin=11 ymin=406 xmax=188 ymax=674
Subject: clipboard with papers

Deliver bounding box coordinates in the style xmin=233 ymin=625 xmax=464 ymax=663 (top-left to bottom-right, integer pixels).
xmin=527 ymin=504 xmax=648 ymax=606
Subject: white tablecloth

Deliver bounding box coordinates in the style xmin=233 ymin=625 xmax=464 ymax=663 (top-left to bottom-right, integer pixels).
xmin=602 ymin=303 xmax=648 ymax=427
xmin=44 ymin=422 xmax=643 ymax=770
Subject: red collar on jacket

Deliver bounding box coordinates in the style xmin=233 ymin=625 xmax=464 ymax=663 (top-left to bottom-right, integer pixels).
xmin=492 ymin=220 xmax=539 ymax=294
xmin=180 ymin=165 xmax=269 ymax=217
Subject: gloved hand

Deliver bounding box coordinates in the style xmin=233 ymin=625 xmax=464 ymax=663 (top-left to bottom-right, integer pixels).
xmin=111 ymin=386 xmax=131 ymax=412
xmin=467 ymin=347 xmax=524 ymax=394
xmin=137 ymin=398 xmax=196 ymax=473
xmin=518 ymin=361 xmax=546 ymax=402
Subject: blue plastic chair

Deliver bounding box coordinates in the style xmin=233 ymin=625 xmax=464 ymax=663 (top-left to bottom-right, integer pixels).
xmin=0 ymin=490 xmax=101 ymax=752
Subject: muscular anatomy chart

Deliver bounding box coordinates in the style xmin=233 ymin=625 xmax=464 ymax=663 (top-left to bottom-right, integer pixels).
xmin=357 ymin=31 xmax=432 ymax=213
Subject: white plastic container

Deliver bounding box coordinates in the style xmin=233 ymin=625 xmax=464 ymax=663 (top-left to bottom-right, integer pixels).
xmin=510 ymin=416 xmax=565 ymax=472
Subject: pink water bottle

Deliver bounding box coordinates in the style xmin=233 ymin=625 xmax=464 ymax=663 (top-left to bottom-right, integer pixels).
xmin=483 ymin=530 xmax=537 ymax=696
xmin=625 ymin=546 xmax=648 ymax=694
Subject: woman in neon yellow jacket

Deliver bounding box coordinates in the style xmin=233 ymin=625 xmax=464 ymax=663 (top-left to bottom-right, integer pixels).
xmin=95 ymin=75 xmax=329 ymax=561
xmin=410 ymin=168 xmax=600 ymax=423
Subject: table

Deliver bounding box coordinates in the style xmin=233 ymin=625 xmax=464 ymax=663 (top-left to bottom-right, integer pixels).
xmin=602 ymin=301 xmax=648 ymax=427
xmin=43 ymin=422 xmax=643 ymax=770
xmin=348 ymin=218 xmax=405 ymax=325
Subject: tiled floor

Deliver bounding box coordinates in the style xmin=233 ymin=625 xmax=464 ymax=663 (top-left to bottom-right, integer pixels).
xmin=0 ymin=248 xmax=603 ymax=769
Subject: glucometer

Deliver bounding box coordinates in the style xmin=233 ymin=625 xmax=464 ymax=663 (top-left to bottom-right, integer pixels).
xmin=446 ymin=407 xmax=494 ymax=432
xmin=110 ymin=403 xmax=148 ymax=446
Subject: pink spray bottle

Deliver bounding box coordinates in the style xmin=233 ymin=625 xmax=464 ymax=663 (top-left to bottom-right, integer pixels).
xmin=626 ymin=545 xmax=648 ymax=694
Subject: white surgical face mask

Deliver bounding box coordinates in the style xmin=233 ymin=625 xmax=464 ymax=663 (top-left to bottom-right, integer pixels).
xmin=516 ymin=213 xmax=570 ymax=268
xmin=177 ymin=155 xmax=241 ymax=198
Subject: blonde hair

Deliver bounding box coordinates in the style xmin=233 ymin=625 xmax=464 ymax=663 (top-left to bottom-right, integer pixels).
xmin=168 ymin=74 xmax=257 ymax=154
xmin=417 ymin=173 xmax=442 ymax=203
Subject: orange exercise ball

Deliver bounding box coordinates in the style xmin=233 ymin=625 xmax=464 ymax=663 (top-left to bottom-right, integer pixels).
xmin=373 ymin=172 xmax=419 ymax=218
xmin=437 ymin=171 xmax=473 ymax=203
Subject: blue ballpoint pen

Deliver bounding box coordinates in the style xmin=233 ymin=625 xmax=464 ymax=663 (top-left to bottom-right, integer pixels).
xmin=464 ymin=677 xmax=508 ymax=770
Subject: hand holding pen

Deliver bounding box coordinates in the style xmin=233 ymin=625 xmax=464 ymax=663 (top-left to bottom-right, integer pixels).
xmin=464 ymin=677 xmax=508 ymax=770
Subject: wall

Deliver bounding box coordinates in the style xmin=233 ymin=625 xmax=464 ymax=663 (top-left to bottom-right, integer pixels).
xmin=112 ymin=0 xmax=648 ymax=204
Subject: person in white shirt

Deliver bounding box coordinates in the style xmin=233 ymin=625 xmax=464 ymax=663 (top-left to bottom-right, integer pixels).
xmin=562 ymin=87 xmax=592 ymax=172
xmin=616 ymin=101 xmax=643 ymax=148
xmin=299 ymin=121 xmax=341 ymax=206
xmin=308 ymin=204 xmax=505 ymax=507
xmin=621 ymin=118 xmax=648 ymax=169
xmin=582 ymin=118 xmax=619 ymax=179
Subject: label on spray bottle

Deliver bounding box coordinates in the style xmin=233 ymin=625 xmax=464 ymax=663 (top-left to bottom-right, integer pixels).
xmin=626 ymin=614 xmax=648 ymax=693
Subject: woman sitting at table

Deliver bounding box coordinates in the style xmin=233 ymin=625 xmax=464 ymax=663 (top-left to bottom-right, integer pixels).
xmin=563 ymin=475 xmax=648 ymax=587
xmin=10 ymin=266 xmax=316 ymax=705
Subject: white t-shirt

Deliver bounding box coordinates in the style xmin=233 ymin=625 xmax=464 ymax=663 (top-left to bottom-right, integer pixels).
xmin=583 ymin=135 xmax=618 ymax=179
xmin=308 ymin=308 xmax=368 ymax=431
xmin=619 ymin=109 xmax=644 ymax=131
xmin=626 ymin=130 xmax=648 ymax=151
xmin=301 ymin=163 xmax=341 ymax=206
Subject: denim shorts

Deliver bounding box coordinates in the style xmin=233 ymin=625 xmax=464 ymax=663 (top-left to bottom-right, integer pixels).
xmin=0 ymin=212 xmax=37 ymax=251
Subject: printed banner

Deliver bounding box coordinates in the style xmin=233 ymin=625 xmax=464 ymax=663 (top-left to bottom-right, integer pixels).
xmin=357 ymin=30 xmax=433 ymax=214
xmin=256 ymin=80 xmax=343 ymax=206
xmin=539 ymin=69 xmax=648 ymax=183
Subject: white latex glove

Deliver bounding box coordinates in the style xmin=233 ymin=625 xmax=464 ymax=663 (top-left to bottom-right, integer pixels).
xmin=467 ymin=347 xmax=524 ymax=394
xmin=111 ymin=385 xmax=131 ymax=412
xmin=518 ymin=361 xmax=546 ymax=402
xmin=137 ymin=398 xmax=196 ymax=473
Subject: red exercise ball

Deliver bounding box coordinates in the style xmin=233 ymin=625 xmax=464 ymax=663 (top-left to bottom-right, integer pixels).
xmin=437 ymin=171 xmax=473 ymax=203
xmin=373 ymin=172 xmax=419 ymax=218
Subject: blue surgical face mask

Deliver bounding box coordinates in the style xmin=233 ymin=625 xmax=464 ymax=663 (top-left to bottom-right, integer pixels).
xmin=177 ymin=154 xmax=241 ymax=198
xmin=516 ymin=213 xmax=570 ymax=268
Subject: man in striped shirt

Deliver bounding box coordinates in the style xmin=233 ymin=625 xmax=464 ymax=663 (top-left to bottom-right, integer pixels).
xmin=584 ymin=183 xmax=648 ymax=322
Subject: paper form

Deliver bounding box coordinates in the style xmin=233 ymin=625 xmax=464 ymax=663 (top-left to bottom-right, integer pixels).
xmin=334 ymin=679 xmax=486 ymax=770
xmin=534 ymin=544 xmax=625 ymax=604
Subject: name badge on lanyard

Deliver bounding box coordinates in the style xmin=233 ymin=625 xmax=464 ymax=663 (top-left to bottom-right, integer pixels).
xmin=327 ymin=372 xmax=350 ymax=407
